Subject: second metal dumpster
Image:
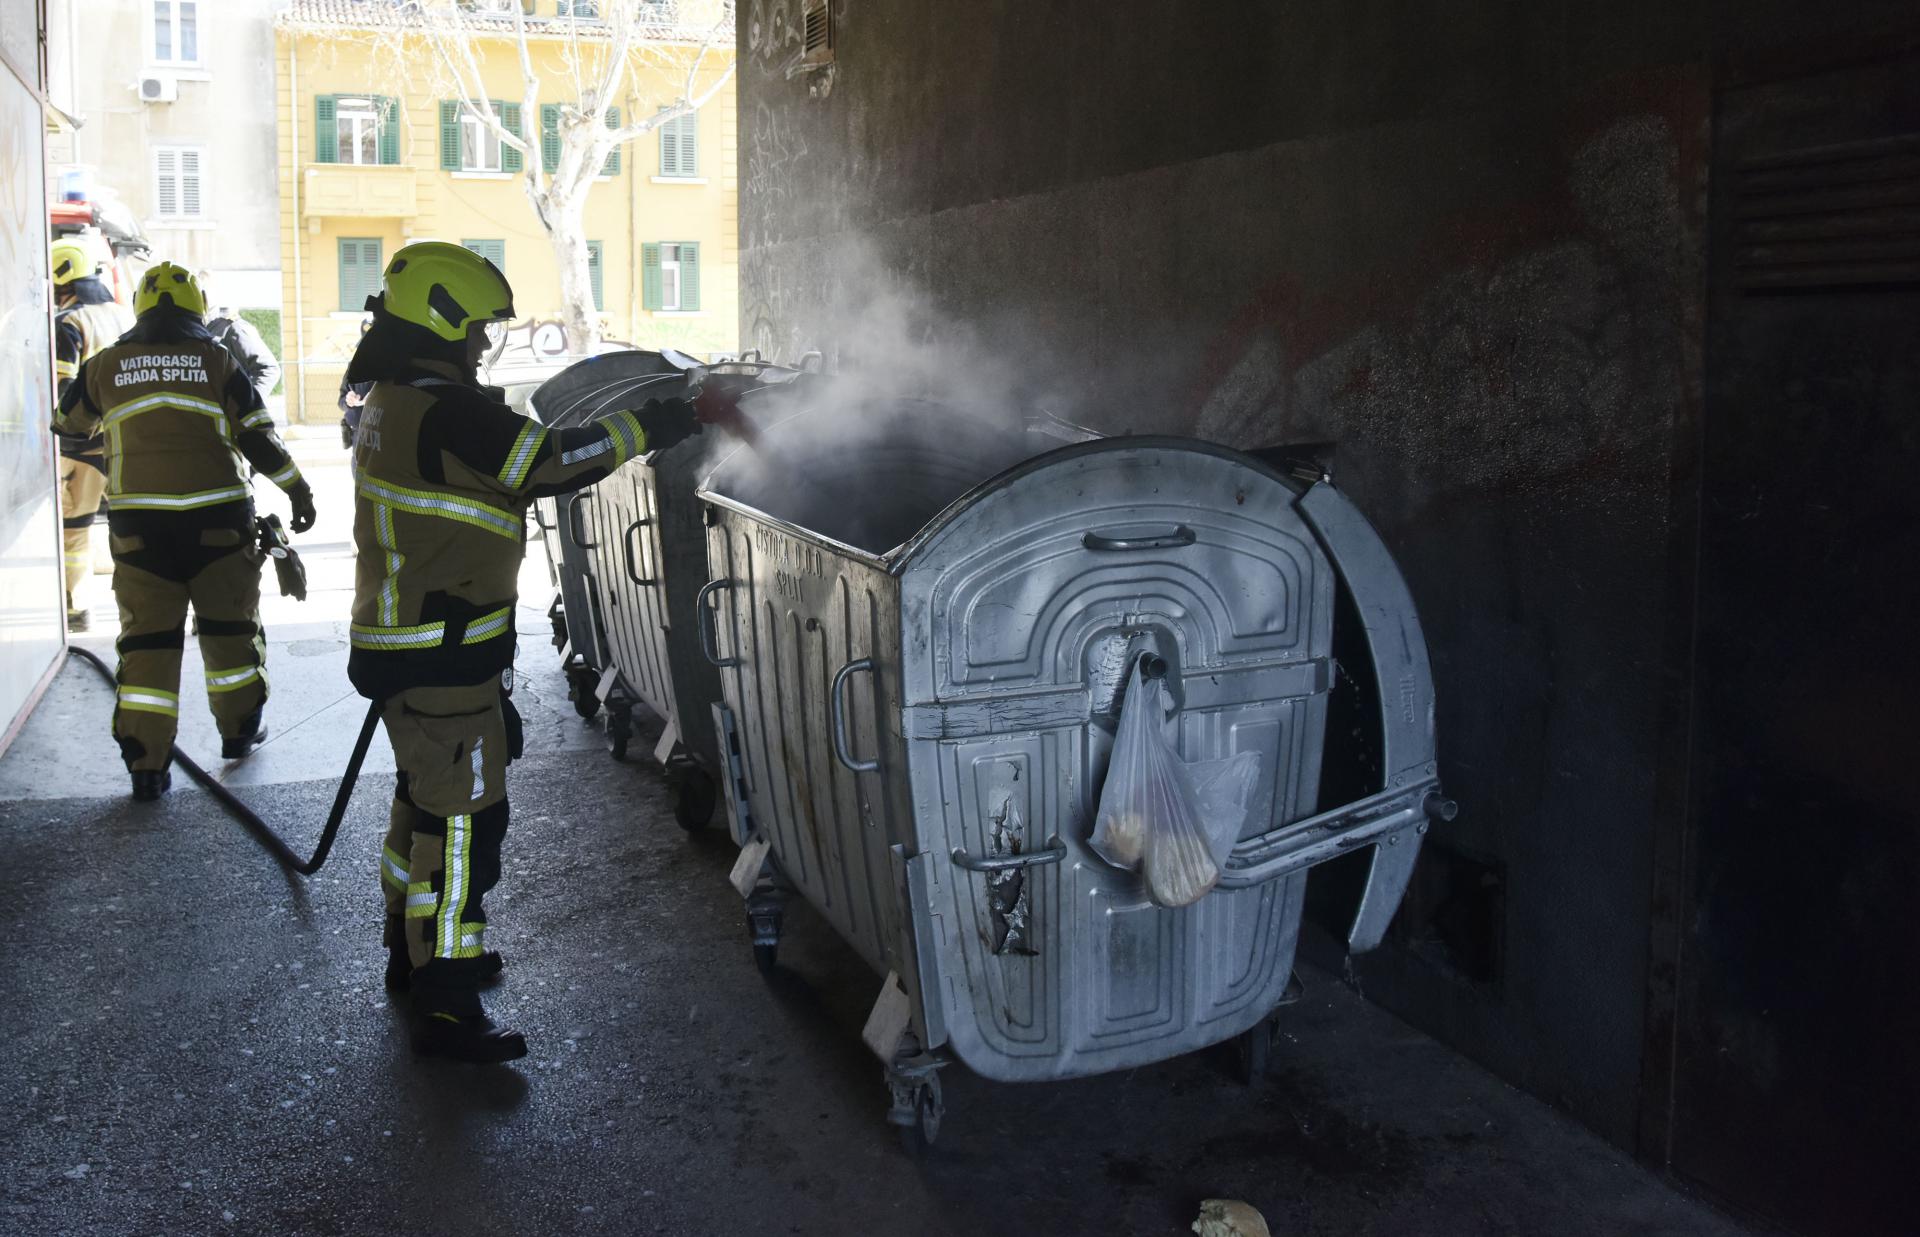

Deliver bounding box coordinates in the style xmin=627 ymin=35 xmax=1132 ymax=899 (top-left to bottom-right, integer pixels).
xmin=697 ymin=399 xmax=1448 ymax=1149
xmin=526 ymin=350 xmax=683 ymax=721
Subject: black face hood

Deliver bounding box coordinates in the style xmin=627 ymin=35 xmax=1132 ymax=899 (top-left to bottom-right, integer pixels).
xmin=118 ymin=307 xmax=215 ymax=345
xmin=343 ymin=295 xmax=474 ymax=387
xmin=60 ymin=276 xmax=115 ymax=307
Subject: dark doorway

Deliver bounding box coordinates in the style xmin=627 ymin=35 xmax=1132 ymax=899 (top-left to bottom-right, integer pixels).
xmin=1673 ymin=47 xmax=1920 ymax=1236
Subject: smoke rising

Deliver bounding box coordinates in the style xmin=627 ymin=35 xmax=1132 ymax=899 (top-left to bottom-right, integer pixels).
xmin=692 ymin=242 xmax=1084 ymax=556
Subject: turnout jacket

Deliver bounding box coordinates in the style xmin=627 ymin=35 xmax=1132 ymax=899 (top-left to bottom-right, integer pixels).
xmin=347 ymin=358 xmax=668 ymax=698
xmin=53 ymin=286 xmax=135 ymax=462
xmin=54 ymin=314 xmax=306 ymax=533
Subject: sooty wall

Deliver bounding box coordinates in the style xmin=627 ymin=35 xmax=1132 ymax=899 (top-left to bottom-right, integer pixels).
xmin=738 ymin=2 xmax=1918 ymax=1228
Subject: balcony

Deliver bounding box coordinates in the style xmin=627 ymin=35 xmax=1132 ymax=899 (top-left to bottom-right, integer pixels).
xmin=302 ymin=164 xmax=417 ymax=219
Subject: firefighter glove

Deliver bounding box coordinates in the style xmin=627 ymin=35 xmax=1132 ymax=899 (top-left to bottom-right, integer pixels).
xmin=340 ymin=417 xmax=355 ymax=450
xmin=629 ymin=400 xmax=702 ymax=455
xmin=289 ymin=483 xmax=318 ymax=534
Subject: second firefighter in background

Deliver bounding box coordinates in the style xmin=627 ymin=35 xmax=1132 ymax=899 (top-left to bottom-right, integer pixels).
xmin=50 ymin=238 xmax=134 ymax=631
xmin=344 ymin=241 xmax=710 ymax=1063
xmin=54 ymin=264 xmax=316 ymax=799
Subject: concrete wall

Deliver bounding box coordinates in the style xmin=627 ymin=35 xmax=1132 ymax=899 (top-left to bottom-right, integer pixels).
xmin=736 ymin=0 xmax=1919 ymax=1216
xmin=0 ymin=0 xmax=64 ymax=755
xmin=46 ymin=0 xmax=282 ymax=299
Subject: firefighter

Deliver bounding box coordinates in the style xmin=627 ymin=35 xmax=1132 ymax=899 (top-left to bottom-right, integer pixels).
xmin=50 ymin=238 xmax=134 ymax=631
xmin=54 ymin=263 xmax=316 ymax=801
xmin=345 ymin=241 xmax=710 ymax=1063
xmin=198 ymin=272 xmax=284 ymax=411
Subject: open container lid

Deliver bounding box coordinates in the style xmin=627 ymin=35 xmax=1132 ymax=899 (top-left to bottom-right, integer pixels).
xmin=526 ymin=350 xmax=683 ymax=427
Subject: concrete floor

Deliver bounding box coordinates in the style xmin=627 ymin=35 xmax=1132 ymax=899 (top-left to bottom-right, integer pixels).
xmin=1 ymin=523 xmax=1757 ymax=1236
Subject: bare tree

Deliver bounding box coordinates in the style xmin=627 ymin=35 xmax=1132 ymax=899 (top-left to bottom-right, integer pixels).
xmin=351 ymin=1 xmax=735 ymax=354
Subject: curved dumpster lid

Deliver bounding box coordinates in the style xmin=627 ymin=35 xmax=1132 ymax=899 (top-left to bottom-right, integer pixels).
xmin=527 ymin=350 xmax=682 ymax=427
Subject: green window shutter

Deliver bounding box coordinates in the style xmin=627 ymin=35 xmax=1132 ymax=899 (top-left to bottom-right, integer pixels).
xmin=676 ymin=112 xmax=697 ymax=176
xmin=500 ymin=102 xmax=523 ymax=173
xmin=587 ymin=241 xmax=604 ymax=311
xmin=602 ymin=107 xmax=621 ymax=175
xmin=657 ymin=108 xmax=677 ymax=176
xmin=340 ymin=238 xmax=382 ymax=311
xmin=541 ymin=104 xmax=561 ymax=173
xmin=439 ymin=100 xmax=461 ymax=170
xmin=377 ymin=96 xmax=400 ymax=165
xmin=461 ymin=239 xmax=505 ymax=272
xmin=315 ymin=95 xmax=337 ymax=163
xmin=641 ymin=242 xmax=662 ymax=311
xmin=679 ymin=242 xmax=700 ymax=312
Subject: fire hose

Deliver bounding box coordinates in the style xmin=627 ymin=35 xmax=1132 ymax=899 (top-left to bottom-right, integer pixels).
xmin=66 ymin=644 xmax=376 ymax=876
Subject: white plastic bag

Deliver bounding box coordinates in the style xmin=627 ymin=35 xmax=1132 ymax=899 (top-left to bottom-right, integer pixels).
xmin=1090 ymin=660 xmax=1263 ymax=908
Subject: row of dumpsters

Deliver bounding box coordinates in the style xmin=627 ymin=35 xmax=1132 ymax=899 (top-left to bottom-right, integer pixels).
xmin=526 ymin=351 xmax=1452 ymax=1152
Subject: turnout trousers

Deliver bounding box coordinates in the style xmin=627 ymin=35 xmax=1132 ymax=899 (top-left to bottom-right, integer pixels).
xmin=58 ymin=455 xmax=106 ymax=610
xmin=378 ymin=682 xmax=512 ymax=1018
xmin=109 ymin=517 xmax=267 ymax=773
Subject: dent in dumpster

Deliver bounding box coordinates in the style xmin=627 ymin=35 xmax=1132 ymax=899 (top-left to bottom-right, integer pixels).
xmin=986 ymin=797 xmax=1036 ymax=956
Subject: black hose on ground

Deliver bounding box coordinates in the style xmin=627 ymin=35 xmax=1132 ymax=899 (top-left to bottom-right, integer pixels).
xmin=66 ymin=645 xmax=378 ymax=876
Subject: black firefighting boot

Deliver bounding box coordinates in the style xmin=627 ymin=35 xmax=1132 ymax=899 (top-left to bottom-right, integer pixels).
xmin=221 ymin=708 xmax=269 ymax=759
xmin=131 ymin=769 xmax=172 ymax=801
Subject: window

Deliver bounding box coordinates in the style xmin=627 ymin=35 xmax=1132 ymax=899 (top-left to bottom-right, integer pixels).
xmin=151 ymin=1 xmax=199 ymax=65
xmin=153 ymin=146 xmax=204 ymax=219
xmin=441 ymin=100 xmax=523 ymax=173
xmin=339 ymin=239 xmax=384 ymax=312
xmin=641 ymin=241 xmax=699 ymax=312
xmin=461 ymin=239 xmax=506 ymax=272
xmin=315 ymin=96 xmax=399 ymax=165
xmin=458 ymin=1 xmax=534 ymax=13
xmin=658 ymin=110 xmax=697 ymax=178
xmin=587 ymin=241 xmax=604 ymax=311
xmin=558 ymin=1 xmax=602 ymax=17
xmin=542 ymin=106 xmax=622 ymax=176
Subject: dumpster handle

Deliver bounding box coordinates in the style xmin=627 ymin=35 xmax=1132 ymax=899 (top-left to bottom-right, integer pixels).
xmin=1082 ymin=525 xmax=1196 ymax=552
xmin=799 ymin=349 xmax=824 ymax=373
xmin=830 ymin=657 xmax=880 ymax=773
xmin=622 ymin=518 xmax=655 ymax=586
xmin=567 ymin=493 xmax=598 ymax=549
xmin=696 ymin=579 xmax=741 ymax=668
xmin=531 ymin=501 xmax=554 ymax=532
xmin=949 ymin=838 xmax=1067 ymax=872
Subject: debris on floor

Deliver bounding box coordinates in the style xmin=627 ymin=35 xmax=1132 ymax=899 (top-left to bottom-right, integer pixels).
xmin=1193 ymin=1198 xmax=1272 ymax=1237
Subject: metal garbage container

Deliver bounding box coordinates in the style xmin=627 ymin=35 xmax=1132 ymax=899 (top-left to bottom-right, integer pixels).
xmin=696 ymin=399 xmax=1449 ymax=1149
xmin=534 ymin=353 xmax=818 ymax=808
xmin=526 ymin=351 xmax=683 ymax=721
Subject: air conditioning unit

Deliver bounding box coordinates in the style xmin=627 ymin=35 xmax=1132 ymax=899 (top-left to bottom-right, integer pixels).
xmin=138 ymin=75 xmax=178 ymax=104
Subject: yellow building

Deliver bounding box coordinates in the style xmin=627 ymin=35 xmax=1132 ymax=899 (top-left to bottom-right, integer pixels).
xmin=274 ymin=1 xmax=738 ymax=422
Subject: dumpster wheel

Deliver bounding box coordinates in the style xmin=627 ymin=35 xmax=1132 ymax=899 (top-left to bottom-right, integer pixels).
xmin=669 ymin=767 xmax=718 ymax=831
xmin=567 ymin=663 xmax=601 ymax=721
xmin=888 ymin=1065 xmax=944 ymax=1157
xmin=1231 ymin=1015 xmax=1278 ymax=1085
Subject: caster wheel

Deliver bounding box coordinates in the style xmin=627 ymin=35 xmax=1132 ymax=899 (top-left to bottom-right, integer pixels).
xmin=895 ymin=1074 xmax=943 ymax=1157
xmin=568 ymin=668 xmax=600 ymax=721
xmin=670 ymin=769 xmax=718 ymax=831
xmin=1232 ymin=1016 xmax=1275 ymax=1086
xmin=753 ymin=942 xmax=778 ymax=974
xmin=606 ymin=711 xmax=631 ymax=761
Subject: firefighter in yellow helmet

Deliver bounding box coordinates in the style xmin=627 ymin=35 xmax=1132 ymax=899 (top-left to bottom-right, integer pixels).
xmin=50 ymin=238 xmax=134 ymax=631
xmin=54 ymin=263 xmax=316 ymax=800
xmin=346 ymin=240 xmax=706 ymax=1063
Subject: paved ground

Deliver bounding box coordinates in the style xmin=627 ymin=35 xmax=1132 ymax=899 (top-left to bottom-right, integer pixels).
xmin=1 ymin=522 xmax=1757 ymax=1237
